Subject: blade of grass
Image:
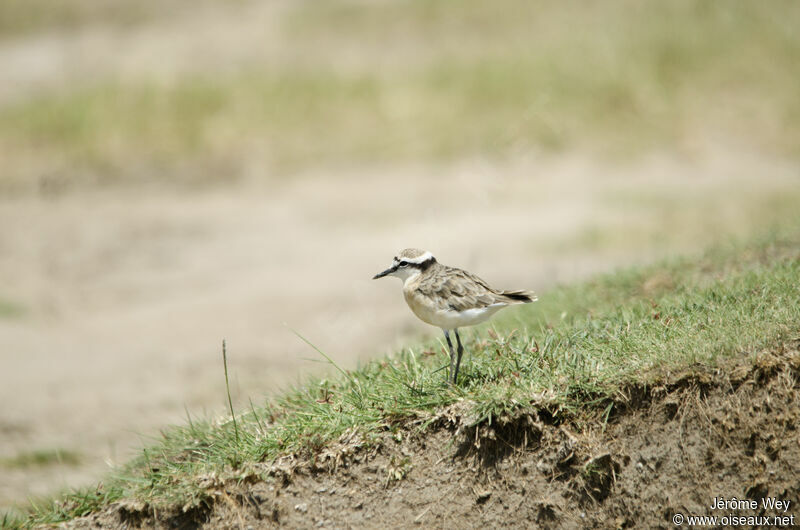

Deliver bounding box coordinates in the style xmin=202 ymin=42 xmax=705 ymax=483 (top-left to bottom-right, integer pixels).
xmin=222 ymin=339 xmax=239 ymax=444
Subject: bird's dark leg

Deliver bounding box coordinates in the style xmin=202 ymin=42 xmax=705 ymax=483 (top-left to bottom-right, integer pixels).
xmin=443 ymin=329 xmax=456 ymax=383
xmin=454 ymin=329 xmax=465 ymax=384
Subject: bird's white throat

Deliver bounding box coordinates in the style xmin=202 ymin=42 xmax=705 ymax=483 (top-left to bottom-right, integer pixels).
xmin=390 ymin=266 xmax=422 ymax=283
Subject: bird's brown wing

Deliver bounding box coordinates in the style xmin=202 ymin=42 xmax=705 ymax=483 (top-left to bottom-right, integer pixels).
xmin=416 ymin=266 xmax=502 ymax=312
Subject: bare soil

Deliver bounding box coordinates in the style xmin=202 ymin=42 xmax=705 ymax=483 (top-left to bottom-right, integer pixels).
xmin=63 ymin=343 xmax=800 ymax=529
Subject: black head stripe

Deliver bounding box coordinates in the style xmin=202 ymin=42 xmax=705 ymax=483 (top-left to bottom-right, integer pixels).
xmin=409 ymin=256 xmax=436 ymax=270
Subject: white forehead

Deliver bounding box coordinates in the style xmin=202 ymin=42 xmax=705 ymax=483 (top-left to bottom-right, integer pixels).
xmin=395 ymin=251 xmax=434 ymax=264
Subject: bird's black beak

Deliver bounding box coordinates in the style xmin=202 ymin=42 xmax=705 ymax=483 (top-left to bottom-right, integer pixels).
xmin=372 ymin=266 xmax=396 ymax=279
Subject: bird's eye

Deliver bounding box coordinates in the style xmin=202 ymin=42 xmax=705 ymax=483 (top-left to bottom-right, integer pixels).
xmin=398 ymin=260 xmax=409 ymax=267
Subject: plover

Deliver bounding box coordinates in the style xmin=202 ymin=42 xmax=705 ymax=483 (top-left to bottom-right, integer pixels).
xmin=373 ymin=248 xmax=536 ymax=384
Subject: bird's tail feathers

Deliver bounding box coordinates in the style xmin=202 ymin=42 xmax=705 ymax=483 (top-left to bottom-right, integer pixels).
xmin=500 ymin=289 xmax=538 ymax=304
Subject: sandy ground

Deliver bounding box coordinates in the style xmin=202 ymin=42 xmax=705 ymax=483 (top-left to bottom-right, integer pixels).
xmin=1 ymin=151 xmax=798 ymax=510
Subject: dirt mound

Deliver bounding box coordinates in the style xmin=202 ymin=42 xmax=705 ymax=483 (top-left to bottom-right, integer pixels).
xmin=65 ymin=345 xmax=800 ymax=529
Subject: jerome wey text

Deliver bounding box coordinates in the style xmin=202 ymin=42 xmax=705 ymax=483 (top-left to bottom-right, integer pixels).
xmin=672 ymin=496 xmax=795 ymax=527
xmin=710 ymin=496 xmax=791 ymax=513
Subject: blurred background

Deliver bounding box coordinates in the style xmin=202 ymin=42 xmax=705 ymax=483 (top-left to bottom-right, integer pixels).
xmin=1 ymin=0 xmax=799 ymax=512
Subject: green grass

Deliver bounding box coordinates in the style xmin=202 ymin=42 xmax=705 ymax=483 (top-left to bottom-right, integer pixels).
xmin=12 ymin=229 xmax=800 ymax=527
xmin=0 ymin=0 xmax=224 ymax=39
xmin=0 ymin=449 xmax=81 ymax=470
xmin=1 ymin=0 xmax=799 ymax=190
xmin=0 ymin=0 xmax=144 ymax=37
xmin=0 ymin=296 xmax=24 ymax=319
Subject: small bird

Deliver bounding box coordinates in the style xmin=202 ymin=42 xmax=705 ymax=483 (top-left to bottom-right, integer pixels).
xmin=373 ymin=248 xmax=536 ymax=384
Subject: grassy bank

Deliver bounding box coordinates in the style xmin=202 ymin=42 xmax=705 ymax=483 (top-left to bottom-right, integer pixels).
xmin=6 ymin=228 xmax=799 ymax=527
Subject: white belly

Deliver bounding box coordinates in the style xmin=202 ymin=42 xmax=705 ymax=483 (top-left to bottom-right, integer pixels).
xmin=407 ymin=301 xmax=507 ymax=330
